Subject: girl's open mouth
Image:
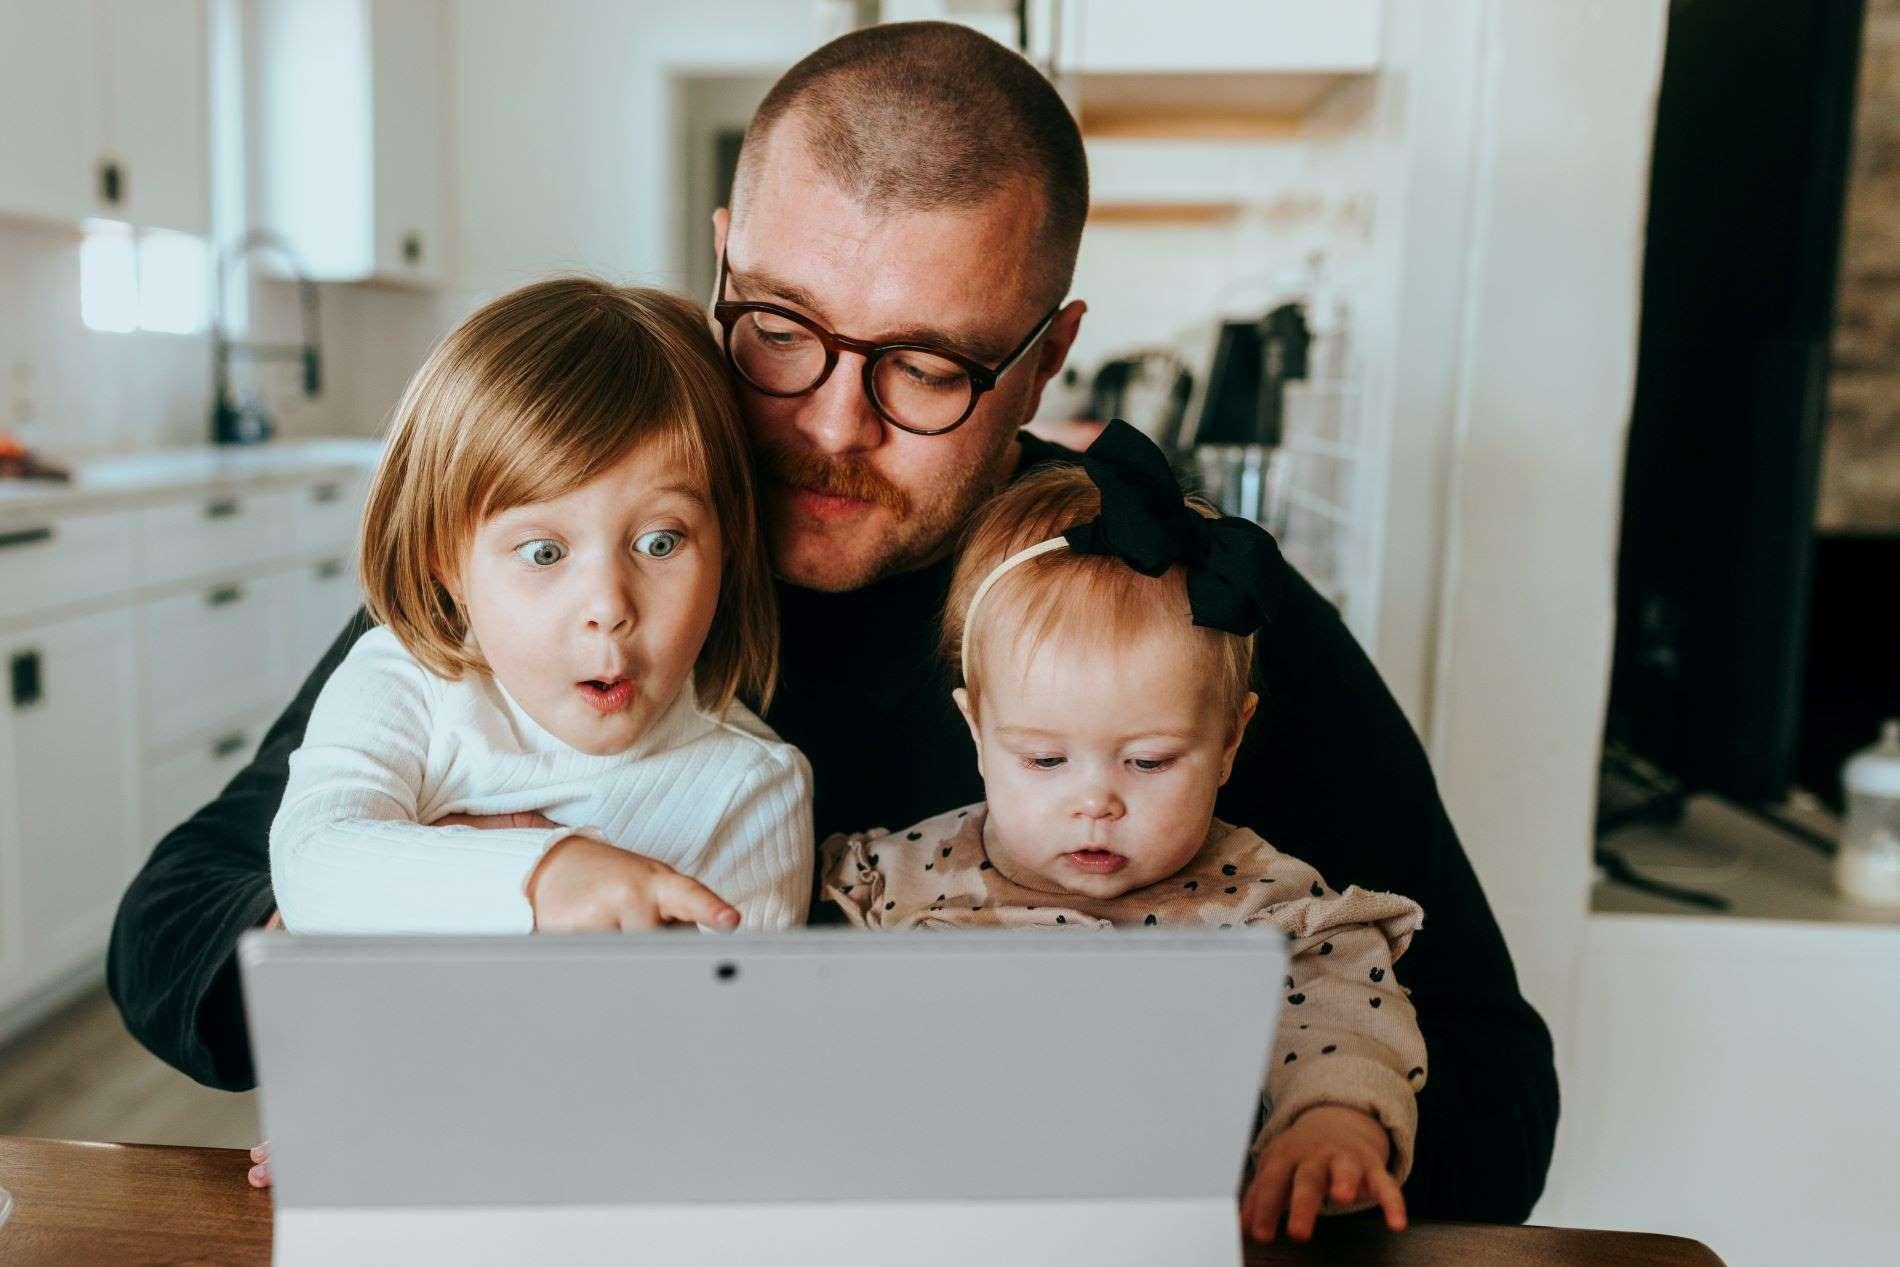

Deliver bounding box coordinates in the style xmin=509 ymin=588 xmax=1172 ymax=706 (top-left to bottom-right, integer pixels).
xmin=1063 ymin=848 xmax=1127 ymax=875
xmin=576 ymin=678 xmax=636 ymax=715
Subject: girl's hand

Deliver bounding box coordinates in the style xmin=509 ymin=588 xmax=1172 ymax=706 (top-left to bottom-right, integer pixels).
xmin=526 ymin=835 xmax=740 ymax=932
xmin=1241 ymin=1104 xmax=1407 ymax=1243
xmin=247 ymin=1141 xmax=271 ymax=1188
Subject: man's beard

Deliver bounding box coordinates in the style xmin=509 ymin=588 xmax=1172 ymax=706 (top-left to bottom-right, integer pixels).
xmin=756 ymin=441 xmax=1008 ymax=591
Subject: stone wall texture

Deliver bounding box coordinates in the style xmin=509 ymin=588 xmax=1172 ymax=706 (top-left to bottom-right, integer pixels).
xmin=1821 ymin=0 xmax=1900 ymax=530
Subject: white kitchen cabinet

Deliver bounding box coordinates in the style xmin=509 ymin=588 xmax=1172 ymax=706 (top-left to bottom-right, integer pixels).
xmin=0 ymin=608 xmax=141 ymax=1008
xmin=1029 ymin=0 xmax=1381 ymax=126
xmin=0 ymin=0 xmax=208 ymax=233
xmin=0 ymin=509 xmax=137 ymax=625
xmin=0 ymin=0 xmax=97 ymax=223
xmin=0 ymin=443 xmax=379 ymax=1032
xmin=1042 ymin=0 xmax=1381 ymax=73
xmin=141 ymin=707 xmax=275 ymax=848
xmin=95 ymin=0 xmax=211 ymax=235
xmin=138 ymin=486 xmax=295 ymax=588
xmin=247 ymin=0 xmax=445 ymax=285
xmin=290 ymin=555 xmax=361 ymax=686
xmin=140 ymin=570 xmax=294 ymax=752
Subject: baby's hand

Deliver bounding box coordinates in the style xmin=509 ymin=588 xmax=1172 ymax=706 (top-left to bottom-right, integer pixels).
xmin=1240 ymin=1104 xmax=1406 ymax=1243
xmin=247 ymin=1141 xmax=271 ymax=1188
xmin=526 ymin=835 xmax=740 ymax=932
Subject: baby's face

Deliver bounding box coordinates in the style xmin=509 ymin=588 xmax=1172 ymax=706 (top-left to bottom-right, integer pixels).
xmin=957 ymin=627 xmax=1255 ymax=900
xmin=455 ymin=436 xmax=722 ymax=755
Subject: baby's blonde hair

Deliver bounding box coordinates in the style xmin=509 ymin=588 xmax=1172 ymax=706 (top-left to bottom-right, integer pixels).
xmin=358 ymin=277 xmax=778 ymax=714
xmin=942 ymin=463 xmax=1255 ymax=721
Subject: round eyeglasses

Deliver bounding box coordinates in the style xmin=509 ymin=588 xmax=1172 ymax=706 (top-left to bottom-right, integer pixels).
xmin=712 ymin=250 xmax=1060 ymax=437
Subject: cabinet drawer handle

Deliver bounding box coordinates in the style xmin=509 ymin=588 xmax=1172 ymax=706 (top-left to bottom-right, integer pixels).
xmin=205 ymin=499 xmax=240 ymax=519
xmin=312 ymin=483 xmax=340 ymax=504
xmin=0 ymin=526 xmax=54 ymax=551
xmin=206 ymin=583 xmax=245 ymax=607
xmin=212 ymin=732 xmax=248 ymax=759
xmin=9 ymin=650 xmax=41 ymax=708
xmin=315 ymin=559 xmax=344 ymax=580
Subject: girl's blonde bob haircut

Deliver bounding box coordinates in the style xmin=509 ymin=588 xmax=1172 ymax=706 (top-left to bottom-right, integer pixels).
xmin=942 ymin=463 xmax=1255 ymax=720
xmin=358 ymin=277 xmax=778 ymax=715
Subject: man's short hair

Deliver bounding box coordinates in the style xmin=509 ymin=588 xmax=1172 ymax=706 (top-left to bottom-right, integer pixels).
xmin=732 ymin=20 xmax=1089 ymax=307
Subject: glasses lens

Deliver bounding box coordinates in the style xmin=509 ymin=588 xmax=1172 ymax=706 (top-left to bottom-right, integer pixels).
xmin=727 ymin=309 xmax=828 ymax=394
xmin=871 ymin=349 xmax=975 ymax=432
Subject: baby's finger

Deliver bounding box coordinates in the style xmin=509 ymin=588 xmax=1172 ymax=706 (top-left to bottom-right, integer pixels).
xmin=1329 ymin=1153 xmax=1364 ymax=1206
xmin=249 ymin=1141 xmax=270 ymax=1163
xmin=247 ymin=1159 xmax=272 ymax=1188
xmin=655 ymin=873 xmax=740 ymax=930
xmin=1244 ymin=1156 xmax=1294 ymax=1242
xmin=1367 ymin=1165 xmax=1408 ymax=1232
xmin=1285 ymin=1157 xmax=1329 ymax=1241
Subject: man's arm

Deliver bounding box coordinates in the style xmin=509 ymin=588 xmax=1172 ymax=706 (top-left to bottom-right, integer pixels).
xmin=1218 ymin=560 xmax=1560 ymax=1224
xmin=108 ymin=610 xmax=375 ymax=1090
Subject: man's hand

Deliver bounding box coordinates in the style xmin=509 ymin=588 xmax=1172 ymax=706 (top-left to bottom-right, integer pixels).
xmin=1241 ymin=1104 xmax=1406 ymax=1243
xmin=526 ymin=835 xmax=740 ymax=932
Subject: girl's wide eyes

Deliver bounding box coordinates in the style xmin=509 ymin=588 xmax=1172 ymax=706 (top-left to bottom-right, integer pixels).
xmin=515 ymin=539 xmax=567 ymax=567
xmin=635 ymin=528 xmax=685 ymax=559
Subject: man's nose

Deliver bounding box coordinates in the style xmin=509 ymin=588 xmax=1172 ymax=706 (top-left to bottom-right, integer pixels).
xmin=794 ymin=354 xmax=885 ymax=455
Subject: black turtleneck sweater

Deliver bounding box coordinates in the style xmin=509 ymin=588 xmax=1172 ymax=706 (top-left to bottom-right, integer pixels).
xmin=108 ymin=432 xmax=1557 ymax=1222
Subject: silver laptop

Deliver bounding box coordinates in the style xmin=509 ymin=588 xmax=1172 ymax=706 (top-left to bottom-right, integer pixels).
xmin=240 ymin=928 xmax=1285 ymax=1266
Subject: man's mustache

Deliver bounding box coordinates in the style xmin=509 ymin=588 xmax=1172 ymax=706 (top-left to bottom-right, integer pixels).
xmin=757 ymin=445 xmax=911 ymax=516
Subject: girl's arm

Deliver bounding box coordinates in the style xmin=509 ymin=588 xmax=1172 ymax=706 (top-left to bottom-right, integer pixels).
xmin=688 ymin=742 xmax=815 ymax=930
xmin=269 ymin=629 xmax=585 ymax=934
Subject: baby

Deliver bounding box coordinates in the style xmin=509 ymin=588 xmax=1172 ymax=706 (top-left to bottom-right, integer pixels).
xmin=821 ymin=421 xmax=1427 ymax=1243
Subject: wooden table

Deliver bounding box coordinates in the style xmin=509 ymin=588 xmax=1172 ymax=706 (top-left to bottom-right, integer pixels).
xmin=0 ymin=1136 xmax=1725 ymax=1266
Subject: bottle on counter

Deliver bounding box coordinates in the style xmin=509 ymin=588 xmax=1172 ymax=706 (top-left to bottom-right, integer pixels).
xmin=1834 ymin=719 xmax=1900 ymax=908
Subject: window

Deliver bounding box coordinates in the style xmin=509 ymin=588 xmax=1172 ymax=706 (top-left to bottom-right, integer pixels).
xmin=80 ymin=222 xmax=210 ymax=335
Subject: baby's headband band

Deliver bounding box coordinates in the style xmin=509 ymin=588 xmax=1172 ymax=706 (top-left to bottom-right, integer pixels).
xmin=956 ymin=419 xmax=1283 ymax=688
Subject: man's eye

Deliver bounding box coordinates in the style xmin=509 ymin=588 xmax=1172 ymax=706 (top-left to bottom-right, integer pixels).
xmin=515 ymin=539 xmax=567 ymax=567
xmin=750 ymin=314 xmax=814 ymax=348
xmin=635 ymin=529 xmax=685 ymax=559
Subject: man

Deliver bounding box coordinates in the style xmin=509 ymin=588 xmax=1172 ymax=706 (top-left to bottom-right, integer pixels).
xmin=110 ymin=21 xmax=1557 ymax=1223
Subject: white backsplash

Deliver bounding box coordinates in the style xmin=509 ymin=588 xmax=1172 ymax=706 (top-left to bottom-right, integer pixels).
xmin=0 ymin=215 xmax=442 ymax=461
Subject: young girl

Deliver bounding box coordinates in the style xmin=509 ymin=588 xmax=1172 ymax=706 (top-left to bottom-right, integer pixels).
xmin=820 ymin=421 xmax=1427 ymax=1245
xmin=269 ymin=278 xmax=812 ymax=938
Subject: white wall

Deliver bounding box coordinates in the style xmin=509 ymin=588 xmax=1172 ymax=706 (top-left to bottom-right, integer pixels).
xmin=443 ymin=0 xmax=823 ymax=320
xmin=1402 ymin=0 xmax=1667 ymax=1222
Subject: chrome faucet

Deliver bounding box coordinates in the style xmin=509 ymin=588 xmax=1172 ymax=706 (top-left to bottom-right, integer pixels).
xmin=210 ymin=230 xmax=321 ymax=445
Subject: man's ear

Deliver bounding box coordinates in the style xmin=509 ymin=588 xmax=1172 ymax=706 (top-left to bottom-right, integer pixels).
xmin=1219 ymin=692 xmax=1259 ymax=786
xmin=712 ymin=207 xmax=730 ymax=267
xmin=953 ymin=687 xmax=984 ymax=778
xmin=1019 ymin=298 xmax=1087 ymax=421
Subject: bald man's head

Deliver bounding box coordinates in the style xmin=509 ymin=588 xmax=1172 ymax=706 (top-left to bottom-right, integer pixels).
xmin=731 ymin=21 xmax=1088 ymax=308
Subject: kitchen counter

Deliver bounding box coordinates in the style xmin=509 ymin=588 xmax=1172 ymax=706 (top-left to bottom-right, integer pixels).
xmin=0 ymin=439 xmax=382 ymax=526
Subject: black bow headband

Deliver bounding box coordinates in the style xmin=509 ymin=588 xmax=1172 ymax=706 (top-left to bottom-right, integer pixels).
xmin=1061 ymin=419 xmax=1280 ymax=636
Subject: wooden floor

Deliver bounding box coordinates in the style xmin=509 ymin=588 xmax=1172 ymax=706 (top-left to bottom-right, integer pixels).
xmin=0 ymin=987 xmax=259 ymax=1149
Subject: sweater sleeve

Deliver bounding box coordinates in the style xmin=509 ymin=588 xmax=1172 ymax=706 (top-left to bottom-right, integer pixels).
xmin=1215 ymin=551 xmax=1557 ymax=1221
xmin=816 ymin=830 xmax=890 ymax=928
xmin=689 ymin=739 xmax=815 ymax=931
xmin=269 ymin=629 xmax=584 ymax=934
xmin=1245 ymin=851 xmax=1428 ymax=1195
